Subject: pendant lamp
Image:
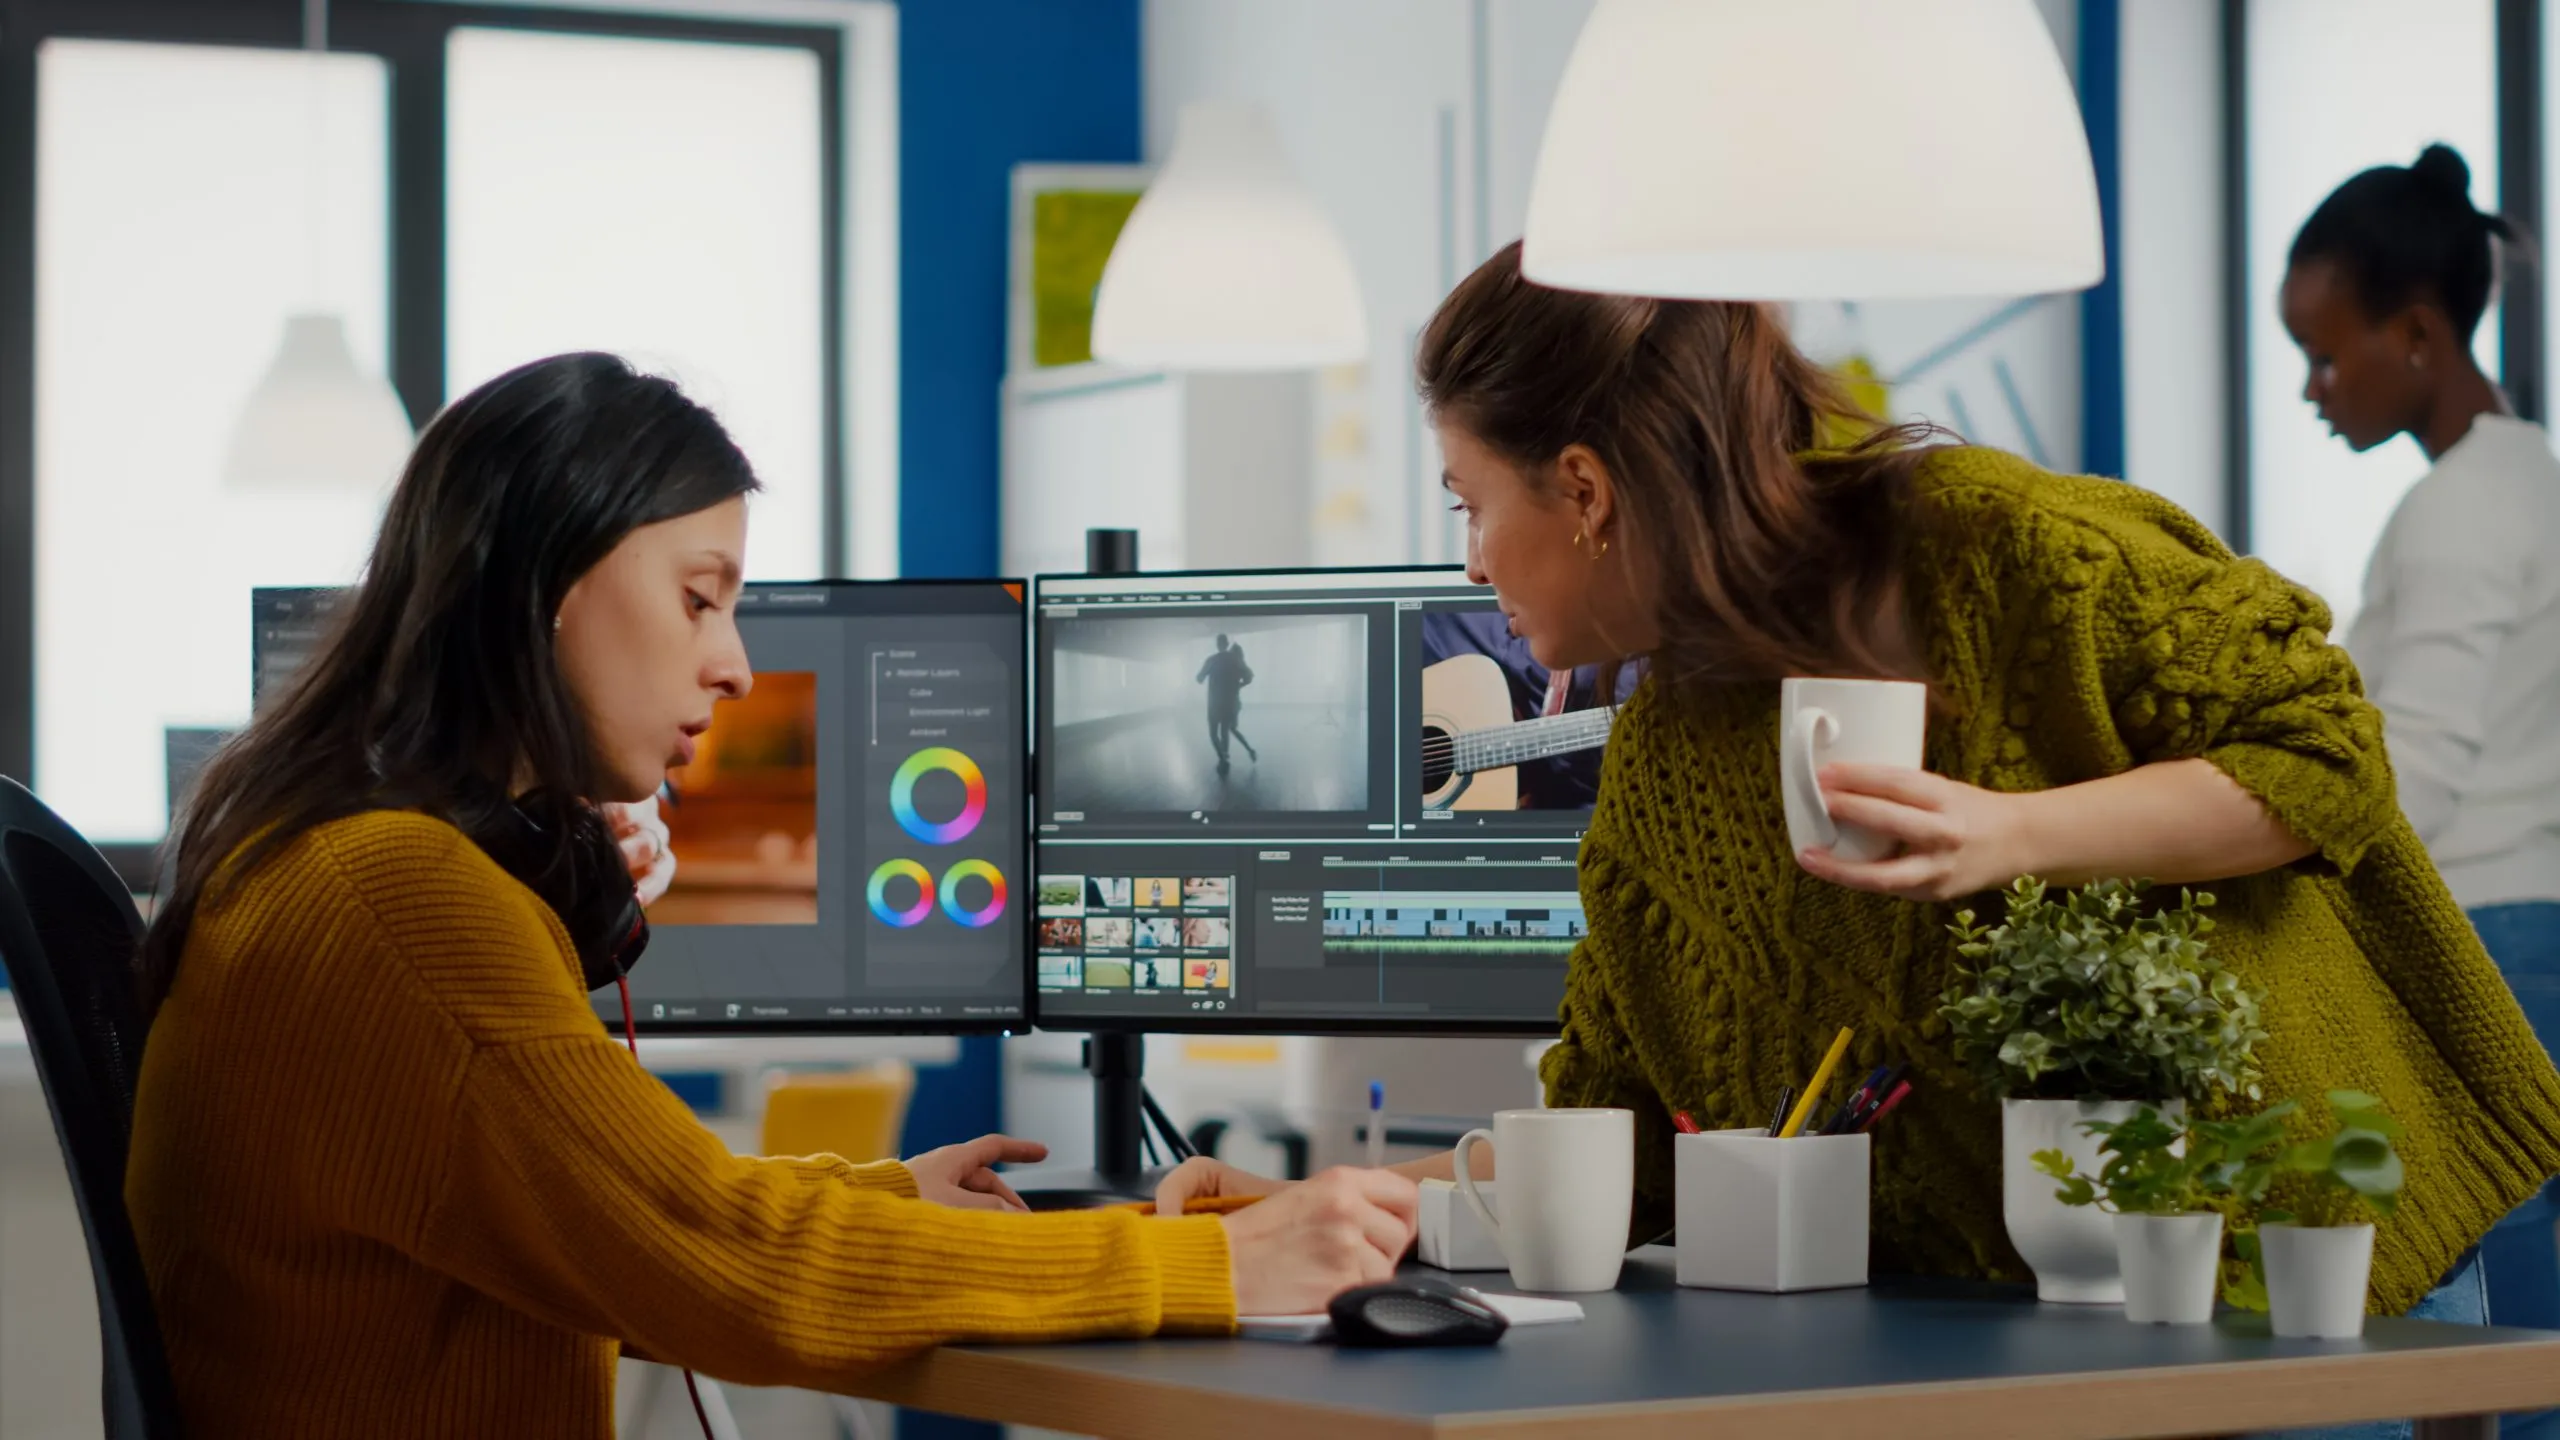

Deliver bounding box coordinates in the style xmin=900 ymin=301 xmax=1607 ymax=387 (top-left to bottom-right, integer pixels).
xmin=223 ymin=314 xmax=416 ymax=490
xmin=222 ymin=0 xmax=412 ymax=490
xmin=1521 ymin=0 xmax=2103 ymax=301
xmin=1091 ymin=103 xmax=1368 ymax=370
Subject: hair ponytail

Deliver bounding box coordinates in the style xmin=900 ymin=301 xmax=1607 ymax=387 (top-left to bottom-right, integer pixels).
xmin=2292 ymin=142 xmax=2528 ymax=338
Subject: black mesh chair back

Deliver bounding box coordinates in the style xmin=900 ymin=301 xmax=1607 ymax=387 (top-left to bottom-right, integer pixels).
xmin=0 ymin=776 xmax=183 ymax=1438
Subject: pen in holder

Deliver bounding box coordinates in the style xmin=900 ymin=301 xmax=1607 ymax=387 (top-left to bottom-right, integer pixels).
xmin=1675 ymin=1127 xmax=1869 ymax=1293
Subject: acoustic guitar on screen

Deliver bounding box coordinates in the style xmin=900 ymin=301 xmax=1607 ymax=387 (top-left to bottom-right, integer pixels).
xmin=1418 ymin=654 xmax=1617 ymax=811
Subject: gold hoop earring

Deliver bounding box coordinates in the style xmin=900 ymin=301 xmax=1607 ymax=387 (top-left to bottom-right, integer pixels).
xmin=1574 ymin=526 xmax=1610 ymax=562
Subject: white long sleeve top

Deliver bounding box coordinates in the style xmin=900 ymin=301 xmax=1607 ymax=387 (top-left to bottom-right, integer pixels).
xmin=2346 ymin=413 xmax=2560 ymax=909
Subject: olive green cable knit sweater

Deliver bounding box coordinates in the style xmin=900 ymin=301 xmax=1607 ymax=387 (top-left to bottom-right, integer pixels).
xmin=1544 ymin=446 xmax=2560 ymax=1314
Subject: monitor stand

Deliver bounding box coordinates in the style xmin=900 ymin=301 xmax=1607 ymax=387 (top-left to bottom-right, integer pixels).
xmin=1014 ymin=528 xmax=1169 ymax=1212
xmin=1014 ymin=1033 xmax=1171 ymax=1209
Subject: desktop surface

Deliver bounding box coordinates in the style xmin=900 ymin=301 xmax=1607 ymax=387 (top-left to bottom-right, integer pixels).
xmin=1031 ymin=567 xmax=1602 ymax=1033
xmin=251 ymin=582 xmax=1030 ymax=1035
xmin=848 ymin=1247 xmax=2560 ymax=1439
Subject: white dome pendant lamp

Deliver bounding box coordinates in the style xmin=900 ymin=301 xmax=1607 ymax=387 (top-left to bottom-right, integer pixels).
xmin=1090 ymin=103 xmax=1368 ymax=369
xmin=1521 ymin=0 xmax=2103 ymax=301
xmin=223 ymin=0 xmax=412 ymax=491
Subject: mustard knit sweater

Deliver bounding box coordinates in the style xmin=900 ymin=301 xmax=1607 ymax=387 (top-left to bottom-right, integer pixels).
xmin=126 ymin=810 xmax=1234 ymax=1438
xmin=1544 ymin=446 xmax=2560 ymax=1314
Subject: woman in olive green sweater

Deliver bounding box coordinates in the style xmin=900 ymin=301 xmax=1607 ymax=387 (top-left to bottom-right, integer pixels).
xmin=1163 ymin=241 xmax=2560 ymax=1326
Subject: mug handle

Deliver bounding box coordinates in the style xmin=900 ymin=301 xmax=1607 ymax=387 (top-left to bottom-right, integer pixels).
xmin=1453 ymin=1128 xmax=1500 ymax=1243
xmin=1784 ymin=705 xmax=1841 ymax=851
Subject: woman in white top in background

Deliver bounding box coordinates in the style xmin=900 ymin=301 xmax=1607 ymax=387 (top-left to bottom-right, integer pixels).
xmin=2284 ymin=142 xmax=2560 ymax=1440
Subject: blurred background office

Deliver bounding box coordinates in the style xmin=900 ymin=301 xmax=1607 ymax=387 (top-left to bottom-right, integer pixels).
xmin=1 ymin=1 xmax=2555 ymax=1437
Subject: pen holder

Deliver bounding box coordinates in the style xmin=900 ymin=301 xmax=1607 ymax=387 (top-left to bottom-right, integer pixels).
xmin=1675 ymin=1128 xmax=1869 ymax=1293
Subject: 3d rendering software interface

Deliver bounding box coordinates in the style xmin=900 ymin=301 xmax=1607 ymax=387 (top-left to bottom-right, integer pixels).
xmin=254 ymin=584 xmax=1028 ymax=1029
xmin=1033 ymin=570 xmax=1609 ymax=1027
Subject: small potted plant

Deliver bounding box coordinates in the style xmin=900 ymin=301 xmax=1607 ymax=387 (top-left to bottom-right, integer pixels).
xmin=1940 ymin=879 xmax=2267 ymax=1304
xmin=2233 ymin=1091 xmax=2405 ymax=1340
xmin=2032 ymin=1104 xmax=2296 ymax=1324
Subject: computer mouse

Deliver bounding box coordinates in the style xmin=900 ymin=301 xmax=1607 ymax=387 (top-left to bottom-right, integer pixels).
xmin=1327 ymin=1275 xmax=1510 ymax=1348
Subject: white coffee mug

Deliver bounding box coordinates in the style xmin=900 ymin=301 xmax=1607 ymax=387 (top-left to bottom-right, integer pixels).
xmin=1452 ymin=1108 xmax=1633 ymax=1292
xmin=1779 ymin=677 xmax=1929 ymax=863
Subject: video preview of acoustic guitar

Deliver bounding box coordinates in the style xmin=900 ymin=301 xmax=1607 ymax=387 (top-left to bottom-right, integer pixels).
xmin=1416 ymin=611 xmax=1627 ymax=813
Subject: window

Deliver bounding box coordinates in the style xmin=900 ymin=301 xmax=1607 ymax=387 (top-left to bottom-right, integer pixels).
xmin=34 ymin=39 xmax=392 ymax=843
xmin=5 ymin=5 xmax=871 ymax=863
xmin=2244 ymin=0 xmax=2497 ymax=635
xmin=446 ymin=27 xmax=828 ymax=580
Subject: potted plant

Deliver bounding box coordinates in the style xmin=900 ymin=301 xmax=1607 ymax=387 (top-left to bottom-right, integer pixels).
xmin=2230 ymin=1091 xmax=2405 ymax=1340
xmin=1940 ymin=879 xmax=2267 ymax=1304
xmin=2032 ymin=1104 xmax=2295 ymax=1324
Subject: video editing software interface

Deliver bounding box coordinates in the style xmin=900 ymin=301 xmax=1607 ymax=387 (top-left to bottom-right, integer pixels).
xmin=1032 ymin=568 xmax=1612 ymax=1030
xmin=252 ymin=583 xmax=1028 ymax=1033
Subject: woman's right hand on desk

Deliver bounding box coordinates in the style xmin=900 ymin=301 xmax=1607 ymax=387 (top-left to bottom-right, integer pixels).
xmin=1218 ymin=1166 xmax=1418 ymax=1316
xmin=1154 ymin=1156 xmax=1289 ymax=1213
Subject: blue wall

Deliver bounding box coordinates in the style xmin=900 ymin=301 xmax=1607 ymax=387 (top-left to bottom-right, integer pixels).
xmin=899 ymin=0 xmax=1144 ymax=578
xmin=2077 ymin=0 xmax=2125 ymax=479
xmin=891 ymin=9 xmax=1139 ymax=1432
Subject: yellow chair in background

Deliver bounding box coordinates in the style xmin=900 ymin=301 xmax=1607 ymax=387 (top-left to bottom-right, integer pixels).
xmin=759 ymin=1061 xmax=915 ymax=1165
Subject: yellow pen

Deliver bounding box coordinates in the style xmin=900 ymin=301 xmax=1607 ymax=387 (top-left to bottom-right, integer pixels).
xmin=1778 ymin=1027 xmax=1855 ymax=1138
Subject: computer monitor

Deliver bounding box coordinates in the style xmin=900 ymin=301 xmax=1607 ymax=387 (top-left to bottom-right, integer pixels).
xmin=251 ymin=581 xmax=1030 ymax=1035
xmin=1031 ymin=566 xmax=1608 ymax=1034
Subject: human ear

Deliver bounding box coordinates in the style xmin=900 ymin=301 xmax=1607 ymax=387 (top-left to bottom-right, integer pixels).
xmin=1554 ymin=444 xmax=1618 ymax=540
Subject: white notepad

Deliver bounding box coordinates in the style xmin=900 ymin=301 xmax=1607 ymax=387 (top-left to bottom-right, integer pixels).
xmin=1238 ymin=1292 xmax=1584 ymax=1342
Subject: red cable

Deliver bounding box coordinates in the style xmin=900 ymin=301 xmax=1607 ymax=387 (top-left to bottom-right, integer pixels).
xmin=615 ymin=972 xmax=718 ymax=1440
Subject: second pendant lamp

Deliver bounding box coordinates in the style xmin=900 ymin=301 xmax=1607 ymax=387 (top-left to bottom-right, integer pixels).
xmin=1521 ymin=0 xmax=2103 ymax=302
xmin=1091 ymin=103 xmax=1368 ymax=371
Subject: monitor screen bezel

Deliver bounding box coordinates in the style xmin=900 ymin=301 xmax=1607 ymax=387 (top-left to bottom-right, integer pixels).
xmin=1025 ymin=562 xmax=1570 ymax=1039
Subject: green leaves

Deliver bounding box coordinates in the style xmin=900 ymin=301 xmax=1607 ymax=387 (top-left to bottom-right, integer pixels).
xmin=1938 ymin=879 xmax=2267 ymax=1104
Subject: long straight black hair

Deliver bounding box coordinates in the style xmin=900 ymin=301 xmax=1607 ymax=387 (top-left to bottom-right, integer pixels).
xmin=138 ymin=353 xmax=759 ymax=1017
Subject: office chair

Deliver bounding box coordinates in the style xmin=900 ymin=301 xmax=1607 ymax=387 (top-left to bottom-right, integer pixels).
xmin=0 ymin=776 xmax=184 ymax=1438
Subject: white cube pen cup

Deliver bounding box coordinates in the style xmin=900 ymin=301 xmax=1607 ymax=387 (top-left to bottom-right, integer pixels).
xmin=1676 ymin=1128 xmax=1870 ymax=1293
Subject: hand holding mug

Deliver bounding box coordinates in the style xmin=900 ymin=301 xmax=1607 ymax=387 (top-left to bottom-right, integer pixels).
xmin=1793 ymin=763 xmax=2037 ymax=903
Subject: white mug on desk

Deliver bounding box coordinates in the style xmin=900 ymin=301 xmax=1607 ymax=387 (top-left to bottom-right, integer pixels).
xmin=1453 ymin=1108 xmax=1633 ymax=1292
xmin=1779 ymin=677 xmax=1929 ymax=864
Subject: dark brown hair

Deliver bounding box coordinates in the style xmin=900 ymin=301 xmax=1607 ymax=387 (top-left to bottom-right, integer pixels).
xmin=1416 ymin=242 xmax=1942 ymax=694
xmin=138 ymin=353 xmax=758 ymax=1018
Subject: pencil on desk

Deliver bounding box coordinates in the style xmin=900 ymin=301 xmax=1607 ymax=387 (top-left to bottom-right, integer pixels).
xmin=1118 ymin=1194 xmax=1266 ymax=1217
xmin=1777 ymin=1027 xmax=1855 ymax=1139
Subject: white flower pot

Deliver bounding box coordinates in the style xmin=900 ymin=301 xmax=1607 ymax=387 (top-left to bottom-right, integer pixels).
xmin=2260 ymin=1222 xmax=2375 ymax=1339
xmin=2114 ymin=1212 xmax=2224 ymax=1324
xmin=2002 ymin=1097 xmax=2179 ymax=1304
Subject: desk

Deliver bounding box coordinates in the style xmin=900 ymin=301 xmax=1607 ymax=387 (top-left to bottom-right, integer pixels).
xmin=842 ymin=1248 xmax=2560 ymax=1439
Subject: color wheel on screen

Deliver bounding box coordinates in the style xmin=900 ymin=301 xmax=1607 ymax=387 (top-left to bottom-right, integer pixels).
xmin=866 ymin=859 xmax=935 ymax=928
xmin=939 ymin=859 xmax=1008 ymax=928
xmin=890 ymin=747 xmax=986 ymax=845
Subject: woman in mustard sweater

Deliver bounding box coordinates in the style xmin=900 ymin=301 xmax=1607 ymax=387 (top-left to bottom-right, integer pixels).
xmin=1163 ymin=244 xmax=2560 ymax=1339
xmin=128 ymin=353 xmax=1417 ymax=1438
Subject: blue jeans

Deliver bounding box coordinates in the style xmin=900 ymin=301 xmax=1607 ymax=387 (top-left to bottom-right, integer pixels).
xmin=2475 ymin=903 xmax=2560 ymax=1440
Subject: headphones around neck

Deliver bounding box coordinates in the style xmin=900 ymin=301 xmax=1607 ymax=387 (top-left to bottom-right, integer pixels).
xmin=476 ymin=798 xmax=651 ymax=992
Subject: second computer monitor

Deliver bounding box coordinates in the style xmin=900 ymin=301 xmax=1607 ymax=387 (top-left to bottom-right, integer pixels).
xmin=1033 ymin=567 xmax=1612 ymax=1032
xmin=253 ymin=581 xmax=1029 ymax=1034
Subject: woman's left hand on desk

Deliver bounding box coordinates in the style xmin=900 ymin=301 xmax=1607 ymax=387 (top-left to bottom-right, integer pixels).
xmin=907 ymin=1134 xmax=1048 ymax=1211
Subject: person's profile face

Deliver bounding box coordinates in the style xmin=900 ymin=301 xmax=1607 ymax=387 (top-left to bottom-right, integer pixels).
xmin=2279 ymin=258 xmax=2430 ymax=453
xmin=553 ymin=496 xmax=753 ymax=802
xmin=1439 ymin=420 xmax=1636 ymax=671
